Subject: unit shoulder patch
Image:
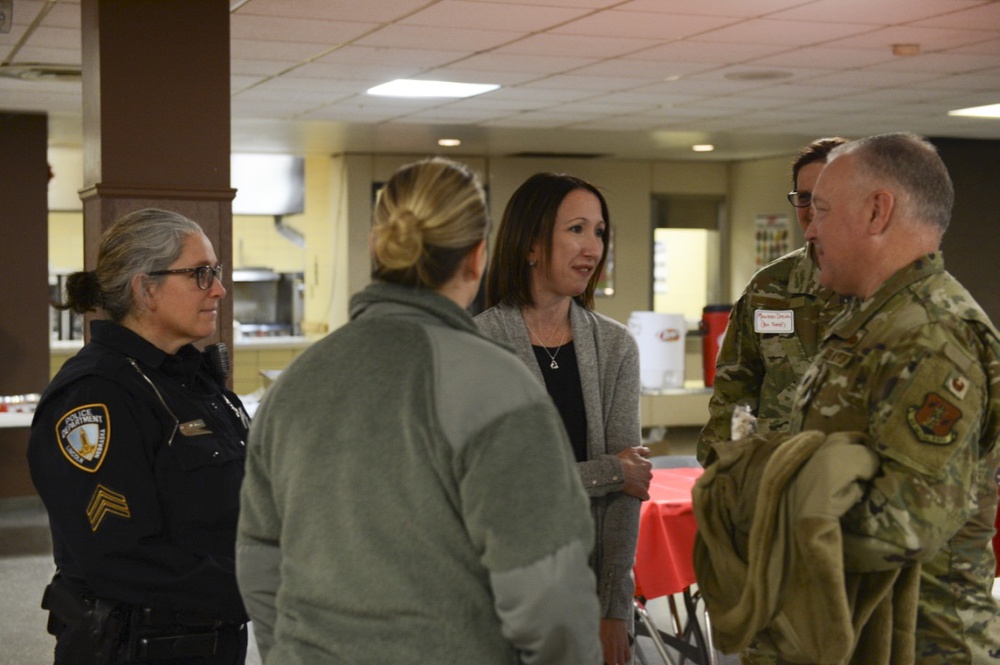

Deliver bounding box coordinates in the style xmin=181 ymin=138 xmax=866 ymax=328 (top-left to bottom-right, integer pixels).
xmin=55 ymin=403 xmax=110 ymax=472
xmin=906 ymin=392 xmax=962 ymax=445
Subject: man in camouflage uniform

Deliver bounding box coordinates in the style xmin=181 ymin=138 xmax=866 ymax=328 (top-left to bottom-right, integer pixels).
xmin=697 ymin=138 xmax=850 ymax=464
xmin=790 ymin=132 xmax=1000 ymax=662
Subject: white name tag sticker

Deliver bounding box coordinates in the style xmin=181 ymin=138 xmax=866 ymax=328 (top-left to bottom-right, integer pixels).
xmin=754 ymin=309 xmax=794 ymax=334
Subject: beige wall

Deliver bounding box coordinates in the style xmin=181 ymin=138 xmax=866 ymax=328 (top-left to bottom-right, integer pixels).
xmin=726 ymin=155 xmax=800 ymax=299
xmin=47 ymin=148 xmax=798 ymax=337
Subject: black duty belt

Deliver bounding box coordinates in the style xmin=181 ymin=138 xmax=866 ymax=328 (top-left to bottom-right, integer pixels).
xmin=131 ymin=606 xmax=246 ymax=660
xmin=43 ymin=575 xmax=245 ymax=662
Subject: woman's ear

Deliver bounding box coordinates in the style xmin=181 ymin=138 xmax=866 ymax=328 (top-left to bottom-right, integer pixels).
xmin=132 ymin=273 xmax=155 ymax=312
xmin=466 ymin=239 xmax=488 ymax=283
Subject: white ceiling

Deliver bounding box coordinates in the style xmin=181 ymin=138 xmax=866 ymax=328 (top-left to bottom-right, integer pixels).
xmin=2 ymin=0 xmax=999 ymax=160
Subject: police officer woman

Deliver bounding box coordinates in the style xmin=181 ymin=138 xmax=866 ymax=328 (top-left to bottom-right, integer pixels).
xmin=28 ymin=208 xmax=250 ymax=664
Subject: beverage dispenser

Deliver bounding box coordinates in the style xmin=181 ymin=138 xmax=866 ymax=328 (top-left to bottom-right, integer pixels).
xmin=700 ymin=304 xmax=732 ymax=387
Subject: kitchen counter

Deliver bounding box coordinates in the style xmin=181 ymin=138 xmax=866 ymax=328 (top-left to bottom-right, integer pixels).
xmin=235 ymin=335 xmax=313 ymax=350
xmin=48 ymin=336 xmax=317 ymax=395
xmin=0 ymin=413 xmax=33 ymax=429
xmin=50 ymin=336 xmax=315 ymax=352
xmin=640 ymin=381 xmax=712 ymax=428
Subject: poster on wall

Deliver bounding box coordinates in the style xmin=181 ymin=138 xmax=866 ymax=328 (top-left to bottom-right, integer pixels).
xmin=754 ymin=213 xmax=791 ymax=267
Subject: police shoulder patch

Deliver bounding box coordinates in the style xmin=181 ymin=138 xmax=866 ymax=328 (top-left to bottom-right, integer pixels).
xmin=906 ymin=392 xmax=962 ymax=445
xmin=55 ymin=403 xmax=110 ymax=472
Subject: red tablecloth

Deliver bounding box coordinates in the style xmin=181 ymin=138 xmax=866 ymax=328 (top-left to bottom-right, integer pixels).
xmin=634 ymin=467 xmax=703 ymax=600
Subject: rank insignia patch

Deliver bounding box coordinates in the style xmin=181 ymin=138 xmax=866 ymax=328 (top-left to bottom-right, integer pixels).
xmin=55 ymin=404 xmax=110 ymax=472
xmin=944 ymin=371 xmax=970 ymax=400
xmin=906 ymin=392 xmax=962 ymax=445
xmin=86 ymin=484 xmax=130 ymax=532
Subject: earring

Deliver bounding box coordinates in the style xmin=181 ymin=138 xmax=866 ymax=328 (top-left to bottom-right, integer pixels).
xmin=529 ymin=260 xmax=536 ymax=267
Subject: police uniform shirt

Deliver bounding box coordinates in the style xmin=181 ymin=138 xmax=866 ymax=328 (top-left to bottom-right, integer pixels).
xmin=789 ymin=253 xmax=1000 ymax=663
xmin=28 ymin=320 xmax=249 ymax=620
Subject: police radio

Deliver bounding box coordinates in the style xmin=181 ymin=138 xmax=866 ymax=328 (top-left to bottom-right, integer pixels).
xmin=204 ymin=343 xmax=231 ymax=382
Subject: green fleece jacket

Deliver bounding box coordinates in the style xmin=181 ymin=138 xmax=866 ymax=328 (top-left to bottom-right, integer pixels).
xmin=236 ymin=282 xmax=601 ymax=664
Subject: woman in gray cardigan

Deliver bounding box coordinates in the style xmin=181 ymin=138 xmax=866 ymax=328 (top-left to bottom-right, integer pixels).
xmin=476 ymin=172 xmax=652 ymax=665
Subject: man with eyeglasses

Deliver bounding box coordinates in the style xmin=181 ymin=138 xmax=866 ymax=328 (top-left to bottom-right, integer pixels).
xmin=696 ymin=137 xmax=849 ymax=663
xmin=697 ymin=137 xmax=850 ymax=460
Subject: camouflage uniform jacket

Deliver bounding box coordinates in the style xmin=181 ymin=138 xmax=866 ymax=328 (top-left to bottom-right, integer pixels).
xmin=697 ymin=245 xmax=848 ymax=462
xmin=789 ymin=252 xmax=1000 ymax=664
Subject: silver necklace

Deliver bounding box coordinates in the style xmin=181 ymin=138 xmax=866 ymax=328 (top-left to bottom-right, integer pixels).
xmin=523 ymin=317 xmax=569 ymax=370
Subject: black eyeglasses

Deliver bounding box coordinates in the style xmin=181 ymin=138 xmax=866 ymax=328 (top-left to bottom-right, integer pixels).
xmin=148 ymin=264 xmax=224 ymax=290
xmin=787 ymin=191 xmax=812 ymax=208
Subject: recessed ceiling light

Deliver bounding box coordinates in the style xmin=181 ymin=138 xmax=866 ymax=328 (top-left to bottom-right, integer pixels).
xmin=948 ymin=103 xmax=1000 ymax=119
xmin=367 ymin=79 xmax=499 ymax=98
xmin=692 ymin=144 xmax=715 ymax=152
xmin=438 ymin=138 xmax=462 ymax=147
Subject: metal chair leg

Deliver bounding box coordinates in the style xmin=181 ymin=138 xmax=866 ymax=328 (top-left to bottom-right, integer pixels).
xmin=634 ymin=599 xmax=679 ymax=665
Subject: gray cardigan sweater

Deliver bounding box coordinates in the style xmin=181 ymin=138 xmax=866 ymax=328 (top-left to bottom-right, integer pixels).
xmin=237 ymin=283 xmax=602 ymax=664
xmin=476 ymin=302 xmax=642 ymax=621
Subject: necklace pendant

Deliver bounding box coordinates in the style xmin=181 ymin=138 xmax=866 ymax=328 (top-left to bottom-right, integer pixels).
xmin=550 ymin=359 xmax=559 ymax=370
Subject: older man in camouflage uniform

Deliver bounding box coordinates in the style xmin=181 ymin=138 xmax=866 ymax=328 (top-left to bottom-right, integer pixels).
xmin=697 ymin=138 xmax=849 ymax=464
xmin=789 ymin=132 xmax=1000 ymax=663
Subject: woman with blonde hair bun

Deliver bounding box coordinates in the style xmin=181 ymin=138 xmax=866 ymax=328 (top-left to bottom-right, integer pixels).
xmin=237 ymin=157 xmax=603 ymax=664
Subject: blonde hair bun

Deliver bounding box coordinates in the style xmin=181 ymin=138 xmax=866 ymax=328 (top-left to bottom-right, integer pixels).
xmin=370 ymin=158 xmax=489 ymax=289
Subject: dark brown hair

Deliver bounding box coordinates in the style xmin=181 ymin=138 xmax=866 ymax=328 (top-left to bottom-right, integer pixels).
xmin=485 ymin=173 xmax=610 ymax=310
xmin=791 ymin=137 xmax=849 ymax=187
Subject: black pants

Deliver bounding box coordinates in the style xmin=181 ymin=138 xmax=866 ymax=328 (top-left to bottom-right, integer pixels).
xmin=54 ymin=621 xmax=248 ymax=665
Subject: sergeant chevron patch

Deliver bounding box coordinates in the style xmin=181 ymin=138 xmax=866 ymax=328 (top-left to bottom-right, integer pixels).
xmin=87 ymin=484 xmax=130 ymax=532
xmin=56 ymin=403 xmax=110 ymax=472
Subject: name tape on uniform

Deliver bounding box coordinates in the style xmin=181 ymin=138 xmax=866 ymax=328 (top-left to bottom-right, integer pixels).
xmin=754 ymin=309 xmax=794 ymax=334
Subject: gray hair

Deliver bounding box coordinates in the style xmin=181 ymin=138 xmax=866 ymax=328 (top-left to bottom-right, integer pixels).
xmin=829 ymin=132 xmax=954 ymax=233
xmin=62 ymin=208 xmax=205 ymax=322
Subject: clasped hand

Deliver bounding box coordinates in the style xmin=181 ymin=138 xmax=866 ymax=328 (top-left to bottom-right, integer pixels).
xmin=616 ymin=445 xmax=653 ymax=501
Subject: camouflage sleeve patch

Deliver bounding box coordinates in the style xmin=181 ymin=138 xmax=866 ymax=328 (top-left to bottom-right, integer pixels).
xmin=55 ymin=404 xmax=110 ymax=472
xmin=877 ymin=354 xmax=982 ymax=478
xmin=86 ymin=484 xmax=131 ymax=532
xmin=906 ymin=392 xmax=962 ymax=445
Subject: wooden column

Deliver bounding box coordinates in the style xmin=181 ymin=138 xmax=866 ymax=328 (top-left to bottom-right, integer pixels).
xmin=79 ymin=0 xmax=235 ymax=355
xmin=0 ymin=112 xmax=50 ymax=498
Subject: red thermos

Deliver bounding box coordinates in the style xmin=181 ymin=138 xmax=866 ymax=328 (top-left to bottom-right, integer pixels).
xmin=700 ymin=304 xmax=732 ymax=387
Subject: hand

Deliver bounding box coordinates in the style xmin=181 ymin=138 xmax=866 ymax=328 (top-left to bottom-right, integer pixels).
xmin=600 ymin=617 xmax=631 ymax=665
xmin=616 ymin=446 xmax=653 ymax=501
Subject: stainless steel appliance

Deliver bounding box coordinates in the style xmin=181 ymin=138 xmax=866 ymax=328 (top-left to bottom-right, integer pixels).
xmin=232 ymin=268 xmax=304 ymax=337
xmin=50 ymin=272 xmax=83 ymax=340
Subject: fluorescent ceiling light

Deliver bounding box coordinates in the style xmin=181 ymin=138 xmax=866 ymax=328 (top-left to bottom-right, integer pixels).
xmin=948 ymin=103 xmax=1000 ymax=119
xmin=438 ymin=138 xmax=462 ymax=147
xmin=367 ymin=79 xmax=499 ymax=98
xmin=692 ymin=144 xmax=715 ymax=152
